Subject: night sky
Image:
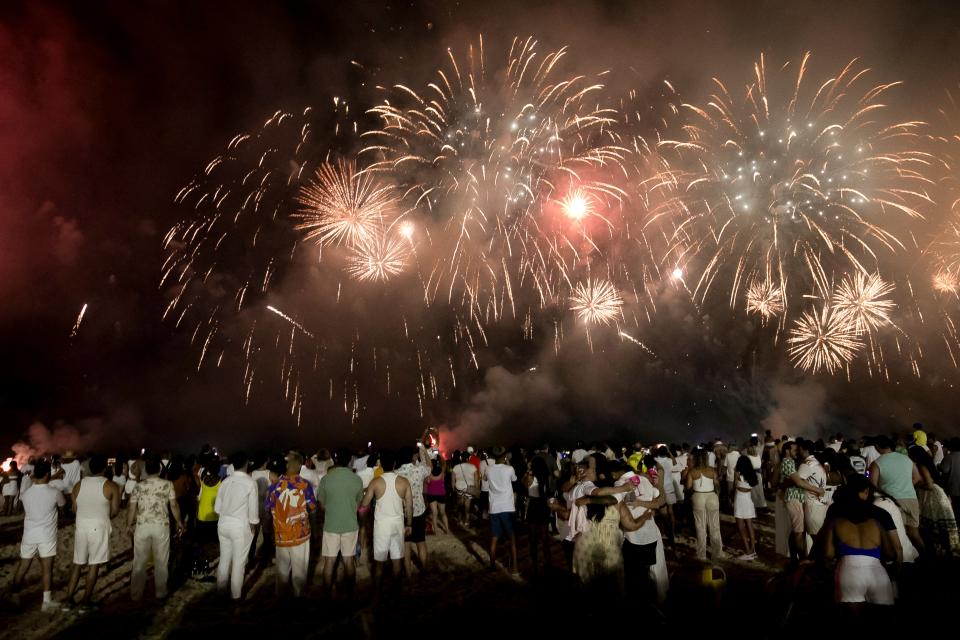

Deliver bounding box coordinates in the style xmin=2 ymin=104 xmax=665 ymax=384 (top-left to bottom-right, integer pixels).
xmin=2 ymin=0 xmax=960 ymax=456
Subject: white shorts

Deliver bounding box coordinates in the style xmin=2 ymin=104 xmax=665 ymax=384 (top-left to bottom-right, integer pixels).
xmin=734 ymin=491 xmax=756 ymax=519
xmin=373 ymin=518 xmax=404 ymax=562
xmin=321 ymin=530 xmax=359 ymax=558
xmin=3 ymin=485 xmax=18 ymax=497
xmin=836 ymin=555 xmax=894 ymax=605
xmin=21 ymin=540 xmax=57 ymax=559
xmin=665 ymin=491 xmax=677 ymax=506
xmin=74 ymin=522 xmax=111 ymax=565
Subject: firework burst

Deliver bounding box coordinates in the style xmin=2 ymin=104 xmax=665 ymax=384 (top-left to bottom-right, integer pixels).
xmin=364 ymin=35 xmax=628 ymax=323
xmin=570 ymin=279 xmax=623 ymax=326
xmin=787 ymin=305 xmax=863 ymax=373
xmin=347 ymin=234 xmax=409 ymax=282
xmin=831 ymin=272 xmax=896 ymax=333
xmin=662 ymin=53 xmax=933 ymax=318
xmin=294 ymin=159 xmax=397 ymax=248
xmin=745 ymin=278 xmax=784 ymax=322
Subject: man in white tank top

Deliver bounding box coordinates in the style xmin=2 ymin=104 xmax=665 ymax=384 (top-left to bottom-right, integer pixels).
xmin=65 ymin=454 xmax=120 ymax=611
xmin=360 ymin=450 xmax=413 ymax=593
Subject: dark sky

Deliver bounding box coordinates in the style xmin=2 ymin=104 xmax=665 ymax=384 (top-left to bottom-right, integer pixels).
xmin=2 ymin=0 xmax=960 ymax=456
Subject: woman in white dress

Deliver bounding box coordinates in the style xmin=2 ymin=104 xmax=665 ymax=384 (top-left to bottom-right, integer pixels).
xmin=734 ymin=455 xmax=758 ymax=560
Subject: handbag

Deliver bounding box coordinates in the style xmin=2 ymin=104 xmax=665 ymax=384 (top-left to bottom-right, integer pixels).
xmin=458 ymin=465 xmax=481 ymax=498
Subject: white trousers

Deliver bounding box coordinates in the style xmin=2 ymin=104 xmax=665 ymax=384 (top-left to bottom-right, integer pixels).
xmin=275 ymin=540 xmax=309 ymax=596
xmin=217 ymin=520 xmax=253 ymax=599
xmin=131 ymin=523 xmax=170 ymax=599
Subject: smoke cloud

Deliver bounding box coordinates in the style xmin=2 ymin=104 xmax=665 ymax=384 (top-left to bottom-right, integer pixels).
xmin=761 ymin=380 xmax=829 ymax=439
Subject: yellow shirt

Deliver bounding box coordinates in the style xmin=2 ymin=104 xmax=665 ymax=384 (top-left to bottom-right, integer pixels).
xmin=197 ymin=480 xmax=221 ymax=522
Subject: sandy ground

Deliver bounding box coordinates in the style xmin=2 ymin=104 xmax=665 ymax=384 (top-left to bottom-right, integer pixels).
xmin=0 ymin=505 xmax=956 ymax=638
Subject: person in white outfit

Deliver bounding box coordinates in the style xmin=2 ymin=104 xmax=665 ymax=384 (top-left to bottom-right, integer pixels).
xmin=360 ymin=450 xmax=412 ymax=594
xmin=654 ymin=446 xmax=677 ymax=545
xmin=615 ymin=465 xmax=669 ymax=604
xmin=793 ymin=440 xmax=828 ymax=546
xmin=12 ymin=460 xmax=66 ymax=611
xmin=61 ymin=451 xmax=82 ymax=498
xmin=65 ymin=455 xmax=120 ymax=611
xmin=733 ymin=456 xmax=758 ymax=560
xmin=213 ymin=451 xmax=259 ymax=600
xmin=127 ymin=457 xmax=184 ymax=600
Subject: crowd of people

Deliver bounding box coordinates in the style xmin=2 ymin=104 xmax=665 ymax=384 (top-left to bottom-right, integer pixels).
xmin=2 ymin=423 xmax=959 ymax=621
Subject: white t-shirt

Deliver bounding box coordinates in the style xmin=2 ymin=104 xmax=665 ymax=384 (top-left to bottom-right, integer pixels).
xmin=674 ymin=454 xmax=688 ymax=476
xmin=616 ymin=472 xmax=661 ymax=546
xmin=357 ymin=467 xmax=375 ymax=489
xmin=827 ymin=442 xmax=842 ymax=452
xmin=315 ymin=458 xmax=333 ymax=476
xmin=655 ymin=457 xmax=675 ymax=498
xmin=565 ymin=480 xmax=597 ymax=541
xmin=798 ymin=456 xmax=827 ymax=505
xmin=485 ymin=463 xmax=517 ymax=514
xmin=351 ymin=455 xmax=369 ymax=473
xmin=300 ymin=466 xmax=321 ymax=493
xmin=62 ymin=460 xmax=82 ymax=492
xmin=21 ymin=484 xmax=65 ymax=545
xmin=862 ymin=445 xmax=881 ymax=467
xmin=707 ymin=451 xmax=717 ymax=468
xmin=453 ymin=463 xmax=477 ymax=491
xmin=725 ymin=451 xmax=740 ymax=482
xmin=478 ymin=459 xmax=492 ymax=492
xmin=572 ymin=449 xmax=588 ymax=464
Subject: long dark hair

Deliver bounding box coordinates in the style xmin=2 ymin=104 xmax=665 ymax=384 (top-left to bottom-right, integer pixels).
xmin=908 ymin=446 xmax=939 ymax=484
xmin=735 ymin=455 xmax=758 ymax=487
xmin=832 ymin=474 xmax=874 ymax=524
xmin=531 ymin=456 xmax=549 ymax=492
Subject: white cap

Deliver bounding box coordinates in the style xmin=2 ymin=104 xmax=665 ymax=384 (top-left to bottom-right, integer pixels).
xmin=467 ymin=446 xmax=475 ymax=454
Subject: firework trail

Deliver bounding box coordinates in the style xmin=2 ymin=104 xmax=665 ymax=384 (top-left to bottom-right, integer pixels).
xmin=70 ymin=303 xmax=88 ymax=338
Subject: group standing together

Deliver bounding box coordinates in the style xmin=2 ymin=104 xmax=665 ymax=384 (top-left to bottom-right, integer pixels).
xmin=4 ymin=424 xmax=960 ymax=617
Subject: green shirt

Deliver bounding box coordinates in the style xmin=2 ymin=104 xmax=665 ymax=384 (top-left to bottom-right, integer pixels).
xmin=781 ymin=457 xmax=804 ymax=502
xmin=317 ymin=467 xmax=363 ymax=533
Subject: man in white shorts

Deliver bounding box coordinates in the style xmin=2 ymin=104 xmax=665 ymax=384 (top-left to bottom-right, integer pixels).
xmin=360 ymin=450 xmax=412 ymax=594
xmin=317 ymin=448 xmax=364 ymax=595
xmin=13 ymin=460 xmax=65 ymax=611
xmin=65 ymin=454 xmax=120 ymax=611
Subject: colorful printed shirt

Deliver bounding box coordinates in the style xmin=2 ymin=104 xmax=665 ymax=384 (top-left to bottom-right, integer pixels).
xmin=397 ymin=462 xmax=429 ymax=517
xmin=781 ymin=457 xmax=804 ymax=503
xmin=131 ymin=477 xmax=176 ymax=526
xmin=265 ymin=475 xmax=318 ymax=547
